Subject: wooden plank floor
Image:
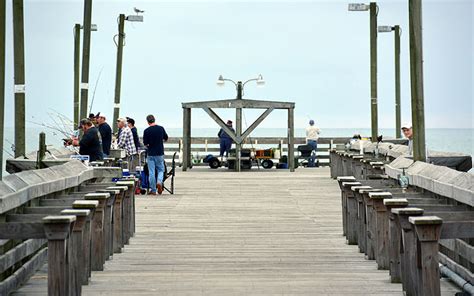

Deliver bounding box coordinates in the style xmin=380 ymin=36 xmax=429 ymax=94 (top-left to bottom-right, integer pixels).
xmin=13 ymin=168 xmax=460 ymax=295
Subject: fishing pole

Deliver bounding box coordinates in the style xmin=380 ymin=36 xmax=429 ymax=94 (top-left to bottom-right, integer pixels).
xmin=89 ymin=66 xmax=104 ymax=115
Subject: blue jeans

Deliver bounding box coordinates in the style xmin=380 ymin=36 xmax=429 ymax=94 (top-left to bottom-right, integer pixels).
xmin=219 ymin=138 xmax=232 ymax=157
xmin=307 ymin=140 xmax=318 ymax=166
xmin=147 ymin=155 xmax=165 ymax=192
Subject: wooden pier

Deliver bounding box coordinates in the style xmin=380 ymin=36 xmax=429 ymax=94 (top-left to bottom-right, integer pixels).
xmin=11 ymin=167 xmax=460 ymax=295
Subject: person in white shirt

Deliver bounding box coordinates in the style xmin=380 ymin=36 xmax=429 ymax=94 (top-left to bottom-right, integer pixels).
xmin=401 ymin=123 xmax=413 ymax=155
xmin=306 ymin=119 xmax=321 ymax=167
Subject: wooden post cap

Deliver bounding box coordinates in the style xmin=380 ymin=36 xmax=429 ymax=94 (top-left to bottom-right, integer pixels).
xmin=43 ymin=215 xmax=76 ymax=224
xmin=97 ymin=189 xmax=120 ymax=195
xmin=352 ymin=155 xmax=364 ymax=159
xmin=85 ymin=192 xmax=110 ymax=200
xmin=116 ymin=181 xmax=135 ymax=187
xmin=73 ymin=200 xmax=99 ymax=209
xmin=384 ymin=198 xmax=408 ymax=206
xmin=359 ymin=188 xmax=384 ymax=194
xmin=337 ymin=176 xmax=356 ymax=181
xmin=391 ymin=207 xmax=424 ymax=215
xmin=409 ymin=216 xmax=443 ymax=225
xmin=342 ymin=182 xmax=362 ymax=187
xmin=369 ymin=192 xmax=392 ymax=199
xmin=370 ymin=161 xmax=384 ymax=165
xmin=351 ymin=186 xmax=372 ymax=192
xmin=61 ymin=209 xmax=91 ymax=217
xmin=106 ymin=186 xmax=128 ymax=191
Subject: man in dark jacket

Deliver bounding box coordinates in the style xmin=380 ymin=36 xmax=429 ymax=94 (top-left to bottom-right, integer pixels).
xmin=97 ymin=114 xmax=112 ymax=158
xmin=218 ymin=120 xmax=234 ymax=158
xmin=71 ymin=118 xmax=103 ymax=162
xmin=127 ymin=117 xmax=141 ymax=151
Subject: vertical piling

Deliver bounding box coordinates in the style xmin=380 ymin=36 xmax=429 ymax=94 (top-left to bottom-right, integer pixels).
xmin=36 ymin=132 xmax=46 ymax=169
xmin=369 ymin=2 xmax=378 ymax=141
xmin=182 ymin=108 xmax=191 ymax=171
xmin=80 ymin=0 xmax=93 ymax=120
xmin=0 ymin=0 xmax=5 ymax=178
xmin=113 ymin=14 xmax=125 ymax=134
xmin=235 ymin=81 xmax=243 ymax=172
xmin=288 ymin=108 xmax=295 ymax=172
xmin=408 ymin=0 xmax=426 ymax=161
xmin=12 ymin=0 xmax=25 ymax=158
xmin=394 ymin=25 xmax=401 ymax=139
xmin=73 ymin=24 xmax=81 ymax=127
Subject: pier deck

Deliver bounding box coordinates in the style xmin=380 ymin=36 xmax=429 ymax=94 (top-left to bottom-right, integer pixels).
xmin=13 ymin=168 xmax=459 ymax=295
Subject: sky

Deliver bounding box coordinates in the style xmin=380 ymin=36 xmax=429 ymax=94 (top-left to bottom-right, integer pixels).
xmin=1 ymin=0 xmax=473 ymax=130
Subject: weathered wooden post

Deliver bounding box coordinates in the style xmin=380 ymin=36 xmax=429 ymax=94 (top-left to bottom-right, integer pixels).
xmin=73 ymin=200 xmax=98 ymax=284
xmin=336 ymin=176 xmax=356 ymax=236
xmin=384 ymin=198 xmax=408 ymax=283
xmin=0 ymin=0 xmax=5 ymax=179
xmin=409 ymin=216 xmax=443 ymax=296
xmin=98 ymin=188 xmax=120 ymax=258
xmin=12 ymin=0 xmax=26 ymax=157
xmin=73 ymin=23 xmax=81 ymax=126
xmin=409 ymin=0 xmax=426 ymax=161
xmin=80 ymin=0 xmax=93 ymax=120
xmin=288 ymin=107 xmax=295 ymax=172
xmin=369 ymin=2 xmax=378 ymax=141
xmin=84 ymin=192 xmax=109 ymax=271
xmin=182 ymin=107 xmax=191 ymax=171
xmin=116 ymin=180 xmax=136 ymax=243
xmin=351 ymin=185 xmax=373 ymax=252
xmin=369 ymin=191 xmax=392 ymax=269
xmin=112 ymin=14 xmax=125 ymax=133
xmin=36 ymin=132 xmax=46 ymax=169
xmin=107 ymin=185 xmax=128 ymax=252
xmin=61 ymin=209 xmax=91 ymax=296
xmin=394 ymin=25 xmax=401 ymax=138
xmin=43 ymin=215 xmax=76 ymax=296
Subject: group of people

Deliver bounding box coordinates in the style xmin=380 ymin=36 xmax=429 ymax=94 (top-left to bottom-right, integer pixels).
xmin=67 ymin=113 xmax=168 ymax=195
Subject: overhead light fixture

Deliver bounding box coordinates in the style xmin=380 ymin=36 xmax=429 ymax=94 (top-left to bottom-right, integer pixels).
xmin=256 ymin=74 xmax=265 ymax=86
xmin=81 ymin=24 xmax=98 ymax=31
xmin=126 ymin=15 xmax=144 ymax=22
xmin=348 ymin=3 xmax=369 ymax=11
xmin=216 ymin=75 xmax=225 ymax=86
xmin=378 ymin=26 xmax=394 ymax=33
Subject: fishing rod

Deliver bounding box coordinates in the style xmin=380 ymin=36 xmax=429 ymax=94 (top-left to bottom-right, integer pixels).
xmin=89 ymin=66 xmax=104 ymax=115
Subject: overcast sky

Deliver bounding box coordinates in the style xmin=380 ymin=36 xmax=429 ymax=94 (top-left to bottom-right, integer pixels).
xmin=2 ymin=0 xmax=473 ymax=129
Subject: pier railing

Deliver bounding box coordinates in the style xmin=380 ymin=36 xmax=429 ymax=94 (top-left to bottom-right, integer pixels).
xmin=0 ymin=160 xmax=137 ymax=295
xmin=163 ymin=137 xmax=351 ymax=167
xmin=331 ymin=142 xmax=474 ymax=295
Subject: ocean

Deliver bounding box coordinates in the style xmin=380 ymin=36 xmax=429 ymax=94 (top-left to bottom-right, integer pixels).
xmin=1 ymin=127 xmax=472 ymax=176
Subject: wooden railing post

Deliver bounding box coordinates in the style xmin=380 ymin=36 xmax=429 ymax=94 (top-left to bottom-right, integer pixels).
xmin=61 ymin=209 xmax=91 ymax=296
xmin=107 ymin=185 xmax=128 ymax=252
xmin=97 ymin=188 xmax=119 ymax=260
xmin=73 ymin=200 xmax=98 ymax=284
xmin=342 ymin=182 xmax=362 ymax=245
xmin=369 ymin=191 xmax=392 ymax=270
xmin=391 ymin=207 xmax=424 ymax=295
xmin=43 ymin=215 xmax=76 ymax=296
xmin=409 ymin=216 xmax=443 ymax=296
xmin=116 ymin=180 xmax=136 ymax=244
xmin=351 ymin=186 xmax=373 ymax=253
xmin=84 ymin=192 xmax=110 ymax=271
xmin=383 ymin=198 xmax=408 ymax=283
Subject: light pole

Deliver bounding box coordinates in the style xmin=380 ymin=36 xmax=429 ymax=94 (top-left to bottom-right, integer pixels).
xmin=378 ymin=25 xmax=402 ymax=138
xmin=74 ymin=23 xmax=97 ymax=127
xmin=0 ymin=0 xmax=5 ymax=178
xmin=216 ymin=74 xmax=265 ymax=171
xmin=348 ymin=2 xmax=378 ymax=141
xmin=112 ymin=12 xmax=144 ymax=134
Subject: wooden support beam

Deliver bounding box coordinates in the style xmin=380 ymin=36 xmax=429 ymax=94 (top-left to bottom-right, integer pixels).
xmin=288 ymin=108 xmax=295 ymax=172
xmin=202 ymin=107 xmax=240 ymax=143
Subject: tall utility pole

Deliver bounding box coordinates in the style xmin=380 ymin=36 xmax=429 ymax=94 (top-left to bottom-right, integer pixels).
xmin=235 ymin=81 xmax=243 ymax=172
xmin=409 ymin=0 xmax=426 ymax=162
xmin=80 ymin=0 xmax=93 ymax=121
xmin=73 ymin=24 xmax=81 ymax=126
xmin=113 ymin=14 xmax=125 ymax=134
xmin=394 ymin=25 xmax=401 ymax=138
xmin=12 ymin=0 xmax=25 ymax=158
xmin=369 ymin=2 xmax=378 ymax=141
xmin=0 ymin=0 xmax=5 ymax=178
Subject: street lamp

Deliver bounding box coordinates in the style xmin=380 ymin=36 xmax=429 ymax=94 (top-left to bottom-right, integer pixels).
xmin=216 ymin=74 xmax=264 ymax=171
xmin=112 ymin=11 xmax=144 ymax=133
xmin=74 ymin=23 xmax=98 ymax=127
xmin=348 ymin=2 xmax=379 ymax=141
xmin=379 ymin=25 xmax=402 ymax=138
xmin=216 ymin=74 xmax=265 ymax=99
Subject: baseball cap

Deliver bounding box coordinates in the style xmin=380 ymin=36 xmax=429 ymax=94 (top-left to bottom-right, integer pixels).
xmin=77 ymin=118 xmax=92 ymax=129
xmin=98 ymin=113 xmax=107 ymax=119
xmin=226 ymin=120 xmax=233 ymax=125
xmin=116 ymin=118 xmax=126 ymax=123
xmin=126 ymin=117 xmax=135 ymax=125
xmin=401 ymin=123 xmax=412 ymax=129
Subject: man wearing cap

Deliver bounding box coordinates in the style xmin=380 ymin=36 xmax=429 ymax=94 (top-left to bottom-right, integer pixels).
xmin=306 ymin=119 xmax=321 ymax=167
xmin=70 ymin=118 xmax=103 ymax=161
xmin=143 ymin=114 xmax=168 ymax=195
xmin=126 ymin=117 xmax=141 ymax=151
xmin=218 ymin=120 xmax=235 ymax=159
xmin=401 ymin=123 xmax=413 ymax=155
xmin=97 ymin=114 xmax=112 ymax=158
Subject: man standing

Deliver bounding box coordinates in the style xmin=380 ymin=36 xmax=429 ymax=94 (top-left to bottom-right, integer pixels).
xmin=127 ymin=117 xmax=141 ymax=151
xmin=401 ymin=123 xmax=413 ymax=155
xmin=97 ymin=114 xmax=112 ymax=158
xmin=143 ymin=114 xmax=168 ymax=195
xmin=70 ymin=118 xmax=103 ymax=161
xmin=117 ymin=118 xmax=137 ymax=168
xmin=218 ymin=120 xmax=234 ymax=159
xmin=305 ymin=119 xmax=321 ymax=167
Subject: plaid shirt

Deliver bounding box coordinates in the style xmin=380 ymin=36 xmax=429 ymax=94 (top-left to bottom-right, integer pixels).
xmin=117 ymin=126 xmax=137 ymax=156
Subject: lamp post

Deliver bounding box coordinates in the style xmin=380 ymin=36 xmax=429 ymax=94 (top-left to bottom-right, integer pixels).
xmin=216 ymin=74 xmax=265 ymax=171
xmin=348 ymin=2 xmax=378 ymax=141
xmin=378 ymin=25 xmax=402 ymax=138
xmin=112 ymin=13 xmax=144 ymax=134
xmin=74 ymin=23 xmax=97 ymax=127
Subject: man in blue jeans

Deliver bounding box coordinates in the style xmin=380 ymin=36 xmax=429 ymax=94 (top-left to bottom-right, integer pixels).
xmin=143 ymin=114 xmax=168 ymax=195
xmin=305 ymin=119 xmax=321 ymax=167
